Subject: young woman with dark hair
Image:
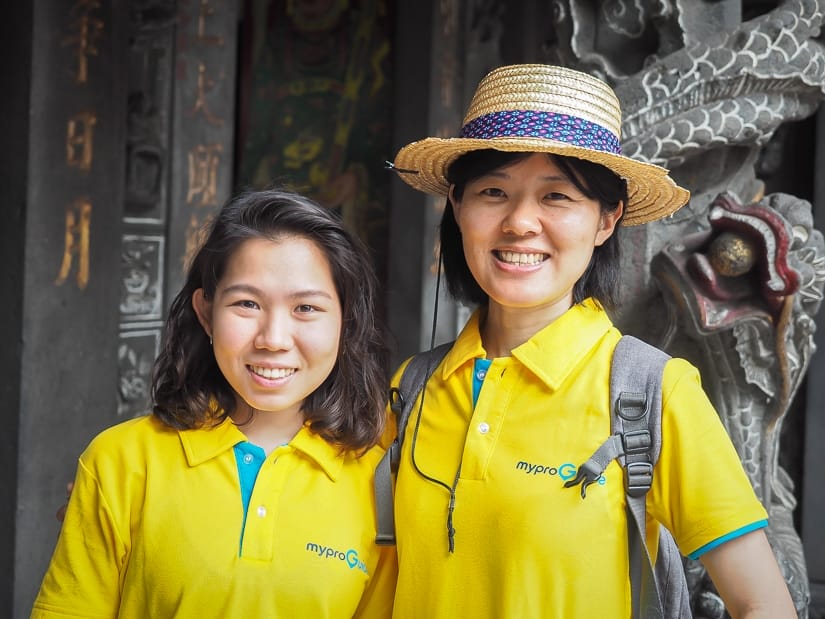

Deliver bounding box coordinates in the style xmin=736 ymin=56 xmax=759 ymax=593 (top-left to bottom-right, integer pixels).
xmin=152 ymin=188 xmax=387 ymax=451
xmin=33 ymin=188 xmax=396 ymax=618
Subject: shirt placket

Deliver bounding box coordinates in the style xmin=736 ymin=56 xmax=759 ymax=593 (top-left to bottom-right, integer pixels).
xmin=461 ymin=358 xmax=514 ymax=480
xmin=240 ymin=445 xmax=294 ymax=560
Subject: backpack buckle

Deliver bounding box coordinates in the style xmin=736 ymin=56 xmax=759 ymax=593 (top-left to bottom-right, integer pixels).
xmin=622 ymin=429 xmax=651 ymax=455
xmin=563 ymin=458 xmax=606 ymax=499
xmin=625 ymin=461 xmax=653 ymax=497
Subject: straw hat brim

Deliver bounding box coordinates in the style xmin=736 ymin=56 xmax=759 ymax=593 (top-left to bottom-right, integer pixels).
xmin=393 ymin=136 xmax=689 ymax=226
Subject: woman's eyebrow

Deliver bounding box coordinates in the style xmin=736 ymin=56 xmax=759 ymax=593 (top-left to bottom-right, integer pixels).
xmin=221 ymin=283 xmax=334 ymax=300
xmin=481 ymin=170 xmax=569 ymax=182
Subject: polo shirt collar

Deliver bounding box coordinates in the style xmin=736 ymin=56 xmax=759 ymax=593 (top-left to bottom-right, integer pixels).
xmin=289 ymin=425 xmax=344 ymax=482
xmin=440 ymin=298 xmax=613 ymax=391
xmin=179 ymin=417 xmax=344 ymax=481
xmin=439 ymin=311 xmax=487 ymax=379
xmin=513 ymin=299 xmax=612 ymax=390
xmin=179 ymin=416 xmax=246 ymax=466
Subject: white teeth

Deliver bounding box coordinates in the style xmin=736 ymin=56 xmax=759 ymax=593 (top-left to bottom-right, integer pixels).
xmin=250 ymin=366 xmax=296 ymax=379
xmin=497 ymin=251 xmax=546 ymax=265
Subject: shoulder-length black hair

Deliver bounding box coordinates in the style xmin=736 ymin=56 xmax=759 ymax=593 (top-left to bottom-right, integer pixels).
xmin=440 ymin=150 xmax=627 ymax=310
xmin=152 ymin=188 xmax=389 ymax=453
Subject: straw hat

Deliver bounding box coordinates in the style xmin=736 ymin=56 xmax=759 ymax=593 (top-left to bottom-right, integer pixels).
xmin=391 ymin=64 xmax=689 ymax=226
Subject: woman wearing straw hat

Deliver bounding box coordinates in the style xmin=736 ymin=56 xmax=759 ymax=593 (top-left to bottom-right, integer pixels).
xmin=388 ymin=65 xmax=794 ymax=618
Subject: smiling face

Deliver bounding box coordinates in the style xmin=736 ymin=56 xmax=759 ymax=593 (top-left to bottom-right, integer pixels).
xmin=450 ymin=152 xmax=622 ymax=322
xmin=192 ymin=235 xmax=342 ymax=424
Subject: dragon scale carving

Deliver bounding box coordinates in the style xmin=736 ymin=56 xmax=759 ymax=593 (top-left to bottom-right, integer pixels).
xmin=547 ymin=0 xmax=825 ymax=615
xmin=618 ymin=0 xmax=825 ymax=169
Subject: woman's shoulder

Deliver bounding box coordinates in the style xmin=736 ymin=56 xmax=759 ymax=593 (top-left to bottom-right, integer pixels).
xmin=90 ymin=413 xmax=172 ymax=441
xmin=608 ymin=332 xmax=703 ymax=388
xmin=82 ymin=414 xmax=177 ymax=463
xmin=661 ymin=356 xmax=703 ymax=389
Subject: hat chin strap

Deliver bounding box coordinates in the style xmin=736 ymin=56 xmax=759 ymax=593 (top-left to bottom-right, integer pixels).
xmin=428 ymin=249 xmax=444 ymax=352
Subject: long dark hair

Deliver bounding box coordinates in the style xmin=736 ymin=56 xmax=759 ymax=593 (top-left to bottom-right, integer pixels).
xmin=441 ymin=150 xmax=627 ymax=310
xmin=152 ymin=188 xmax=389 ymax=452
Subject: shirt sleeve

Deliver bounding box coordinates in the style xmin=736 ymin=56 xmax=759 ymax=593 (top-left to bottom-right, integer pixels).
xmin=647 ymin=358 xmax=768 ymax=558
xmin=352 ymin=544 xmax=398 ymax=618
xmin=31 ymin=450 xmax=126 ymax=618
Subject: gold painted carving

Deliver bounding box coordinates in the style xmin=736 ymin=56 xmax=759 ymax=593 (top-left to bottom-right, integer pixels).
xmin=197 ymin=0 xmax=225 ymax=46
xmin=191 ymin=62 xmax=225 ymax=126
xmin=186 ymin=143 xmax=223 ymax=206
xmin=66 ymin=111 xmax=97 ymax=171
xmin=55 ymin=198 xmax=92 ymax=289
xmin=183 ymin=212 xmax=214 ymax=271
xmin=63 ymin=0 xmax=104 ymax=85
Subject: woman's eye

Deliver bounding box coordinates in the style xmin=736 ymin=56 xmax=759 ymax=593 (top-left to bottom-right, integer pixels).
xmin=295 ymin=304 xmax=317 ymax=314
xmin=234 ymin=299 xmax=259 ymax=310
xmin=480 ymin=187 xmax=506 ymax=198
xmin=546 ymin=192 xmax=571 ymax=201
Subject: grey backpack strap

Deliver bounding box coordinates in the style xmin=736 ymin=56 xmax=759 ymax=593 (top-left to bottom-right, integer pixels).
xmin=564 ymin=335 xmax=675 ymax=617
xmin=375 ymin=342 xmax=453 ymax=545
xmin=611 ymin=335 xmax=670 ymax=619
xmin=562 ymin=335 xmax=666 ymax=499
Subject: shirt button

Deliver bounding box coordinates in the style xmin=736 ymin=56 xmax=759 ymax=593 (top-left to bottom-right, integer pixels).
xmin=257 ymin=505 xmax=267 ymax=518
xmin=243 ymin=453 xmax=254 ymax=464
xmin=478 ymin=422 xmax=490 ymax=434
xmin=475 ymin=369 xmax=487 ymax=381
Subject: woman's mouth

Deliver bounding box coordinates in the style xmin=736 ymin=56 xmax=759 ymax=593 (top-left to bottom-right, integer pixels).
xmin=494 ymin=250 xmax=548 ymax=265
xmin=248 ymin=365 xmax=296 ymax=379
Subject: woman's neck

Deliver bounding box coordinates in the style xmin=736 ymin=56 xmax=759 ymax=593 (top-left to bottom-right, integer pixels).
xmin=231 ymin=403 xmax=305 ymax=455
xmin=481 ymin=301 xmax=572 ymax=358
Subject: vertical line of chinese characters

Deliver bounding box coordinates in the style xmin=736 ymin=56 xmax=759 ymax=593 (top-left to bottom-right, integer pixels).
xmin=57 ymin=0 xmax=103 ymax=290
xmin=183 ymin=0 xmax=226 ymax=269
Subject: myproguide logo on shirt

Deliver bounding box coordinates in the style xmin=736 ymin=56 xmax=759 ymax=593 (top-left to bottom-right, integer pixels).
xmin=516 ymin=460 xmax=606 ymax=487
xmin=306 ymin=542 xmax=369 ymax=574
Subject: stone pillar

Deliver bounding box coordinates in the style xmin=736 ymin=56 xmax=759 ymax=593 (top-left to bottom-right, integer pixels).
xmin=0 ymin=1 xmax=129 ymax=615
xmin=0 ymin=1 xmax=239 ymax=614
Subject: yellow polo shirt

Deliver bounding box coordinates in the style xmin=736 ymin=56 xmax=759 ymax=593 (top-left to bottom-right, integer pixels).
xmin=32 ymin=415 xmax=396 ymax=618
xmin=392 ymin=299 xmax=767 ymax=618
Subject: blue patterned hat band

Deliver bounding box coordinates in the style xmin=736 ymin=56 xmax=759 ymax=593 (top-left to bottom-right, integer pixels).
xmin=459 ymin=110 xmax=622 ymax=155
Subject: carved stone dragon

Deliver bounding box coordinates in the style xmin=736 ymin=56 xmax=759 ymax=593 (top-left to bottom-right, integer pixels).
xmin=653 ymin=192 xmax=825 ymax=617
xmin=548 ymin=0 xmax=825 ymax=615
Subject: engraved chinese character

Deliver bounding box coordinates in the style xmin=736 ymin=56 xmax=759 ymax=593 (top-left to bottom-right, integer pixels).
xmin=55 ymin=198 xmax=92 ymax=289
xmin=191 ymin=62 xmax=225 ymax=126
xmin=62 ymin=0 xmax=104 ymax=85
xmin=183 ymin=212 xmax=213 ymax=272
xmin=197 ymin=0 xmax=224 ymax=46
xmin=66 ymin=111 xmax=97 ymax=171
xmin=186 ymin=143 xmax=223 ymax=206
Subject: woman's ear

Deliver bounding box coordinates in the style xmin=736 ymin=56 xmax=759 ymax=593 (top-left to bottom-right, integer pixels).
xmin=595 ymin=201 xmax=624 ymax=246
xmin=191 ymin=289 xmax=213 ymax=337
xmin=448 ymin=185 xmax=461 ymax=222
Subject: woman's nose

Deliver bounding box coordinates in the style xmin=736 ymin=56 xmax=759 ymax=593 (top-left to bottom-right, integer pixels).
xmin=501 ymin=198 xmax=542 ymax=235
xmin=255 ymin=313 xmax=294 ymax=350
